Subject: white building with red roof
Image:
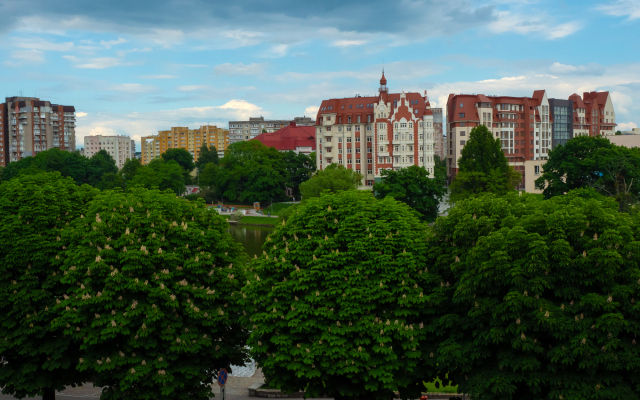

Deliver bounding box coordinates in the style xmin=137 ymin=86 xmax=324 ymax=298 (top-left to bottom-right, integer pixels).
xmin=315 ymin=73 xmax=439 ymax=188
xmin=252 ymin=121 xmax=316 ymax=155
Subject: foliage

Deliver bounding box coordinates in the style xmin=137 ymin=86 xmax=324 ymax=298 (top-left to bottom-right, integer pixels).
xmin=373 ymin=165 xmax=446 ymax=222
xmin=130 ymin=159 xmax=186 ymax=195
xmin=86 ymin=150 xmax=119 ymax=188
xmin=231 ymin=210 xmax=244 ymax=221
xmin=244 ymin=190 xmax=433 ymax=400
xmin=536 ymin=136 xmax=640 ymax=212
xmin=424 ymin=192 xmax=640 ymax=400
xmin=52 ymin=187 xmax=249 ymax=400
xmin=161 ymin=148 xmax=195 ymax=172
xmin=616 ymin=130 xmax=622 ymax=135
xmin=195 ymin=144 xmax=219 ymax=170
xmin=215 ymin=141 xmax=288 ymax=204
xmin=450 ymin=125 xmax=520 ymax=202
xmin=99 ymin=172 xmax=126 ymax=191
xmin=433 ymin=155 xmax=447 ymax=183
xmin=183 ymin=193 xmax=201 ymax=202
xmin=283 ymin=151 xmax=316 ymax=199
xmin=121 ymin=158 xmax=142 ymax=183
xmin=198 ymin=162 xmax=218 ymax=189
xmin=299 ymin=164 xmax=363 ymax=199
xmin=276 ymin=204 xmax=300 ymax=223
xmin=0 ymin=173 xmax=98 ymax=399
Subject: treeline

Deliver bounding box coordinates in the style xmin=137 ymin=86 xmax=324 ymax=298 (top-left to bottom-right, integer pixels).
xmin=2 ymin=172 xmax=640 ymax=400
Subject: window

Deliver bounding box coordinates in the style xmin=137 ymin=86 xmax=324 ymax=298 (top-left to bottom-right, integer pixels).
xmin=355 ymin=125 xmax=360 ymax=131
xmin=419 ymin=134 xmax=424 ymax=140
xmin=394 ymin=123 xmax=398 ymax=129
xmin=460 ymin=140 xmax=466 ymax=145
xmin=347 ymin=159 xmax=352 ymax=164
xmin=367 ymin=148 xmax=372 ymax=153
xmin=380 ymin=146 xmax=384 ymax=151
xmin=379 ymin=135 xmax=385 ymax=140
xmin=368 ymin=169 xmax=373 ymax=174
xmin=356 ymin=159 xmax=361 ymax=164
xmin=338 ymin=138 xmax=342 ymax=143
xmin=326 ymin=127 xmax=331 ymax=131
xmin=460 ymin=103 xmax=463 ymax=108
xmin=394 ymin=135 xmax=399 ymax=140
xmin=355 ymin=137 xmax=360 ymax=142
xmin=327 ymin=116 xmax=331 ymax=121
xmin=356 ymin=148 xmax=361 ymax=153
xmin=347 ymin=148 xmax=352 ymax=154
xmin=366 ymin=136 xmax=372 ymax=142
xmin=460 ymin=131 xmax=466 ymax=136
xmin=400 ymin=123 xmax=407 ymax=128
xmin=379 ymin=123 xmax=385 ymax=130
xmin=347 ymin=137 xmax=352 ymax=143
xmin=348 ymin=116 xmax=352 ymax=123
xmin=534 ymin=165 xmax=540 ymax=175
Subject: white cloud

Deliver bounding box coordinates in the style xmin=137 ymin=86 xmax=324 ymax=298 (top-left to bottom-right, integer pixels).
xmin=140 ymin=74 xmax=177 ymax=79
xmin=490 ymin=11 xmax=581 ymax=39
xmin=332 ymin=40 xmax=368 ymax=47
xmin=13 ymin=38 xmax=75 ymax=52
xmin=177 ymin=85 xmax=208 ymax=92
xmin=137 ymin=29 xmax=186 ymax=48
xmin=63 ymin=55 xmax=136 ymax=69
xmin=213 ymin=62 xmax=266 ymax=76
xmin=116 ymin=47 xmax=152 ymax=57
xmin=108 ymin=83 xmax=158 ymax=93
xmin=76 ymin=112 xmax=88 ymax=118
xmin=617 ymin=122 xmax=638 ymax=131
xmin=610 ymin=91 xmax=633 ymax=114
xmin=263 ymin=44 xmax=288 ymax=58
xmin=596 ymin=0 xmax=640 ymax=20
xmin=220 ymin=30 xmax=264 ymax=48
xmin=549 ymin=62 xmax=606 ymax=75
xmin=305 ymin=106 xmax=320 ymax=115
xmin=4 ymin=50 xmax=44 ymax=66
xmin=100 ymin=37 xmax=128 ymax=48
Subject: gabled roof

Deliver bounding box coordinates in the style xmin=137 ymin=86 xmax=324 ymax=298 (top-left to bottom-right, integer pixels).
xmin=253 ymin=122 xmax=316 ymax=151
xmin=532 ymin=90 xmax=546 ymax=102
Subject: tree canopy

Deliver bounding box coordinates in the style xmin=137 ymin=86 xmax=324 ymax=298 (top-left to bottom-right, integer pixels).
xmin=450 ymin=125 xmax=521 ymax=202
xmin=86 ymin=150 xmax=119 ymax=188
xmin=424 ymin=192 xmax=640 ymax=400
xmin=535 ymin=135 xmax=640 ymax=212
xmin=53 ymin=187 xmax=249 ymax=400
xmin=283 ymin=151 xmax=316 ymax=199
xmin=161 ymin=148 xmax=195 ymax=172
xmin=244 ymin=190 xmax=432 ymax=400
xmin=215 ymin=141 xmax=288 ymax=203
xmin=299 ymin=164 xmax=363 ymax=199
xmin=195 ymin=144 xmax=219 ymax=170
xmin=0 ymin=173 xmax=98 ymax=400
xmin=373 ymin=165 xmax=446 ymax=222
xmin=130 ymin=159 xmax=186 ymax=195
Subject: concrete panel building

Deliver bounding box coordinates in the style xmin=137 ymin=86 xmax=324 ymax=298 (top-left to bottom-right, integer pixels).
xmin=228 ymin=116 xmax=315 ymax=144
xmin=0 ymin=97 xmax=76 ymax=166
xmin=141 ymin=125 xmax=229 ymax=165
xmin=315 ymin=73 xmax=439 ymax=189
xmin=84 ymin=135 xmax=135 ymax=168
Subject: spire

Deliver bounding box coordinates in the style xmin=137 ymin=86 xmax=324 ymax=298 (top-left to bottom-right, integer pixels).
xmin=380 ymin=69 xmax=387 ymax=86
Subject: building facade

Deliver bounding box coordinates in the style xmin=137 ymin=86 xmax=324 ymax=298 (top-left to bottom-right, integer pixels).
xmin=315 ymin=73 xmax=438 ymax=189
xmin=228 ymin=116 xmax=315 ymax=144
xmin=141 ymin=125 xmax=229 ymax=165
xmin=549 ymin=98 xmax=573 ymax=148
xmin=0 ymin=97 xmax=76 ymax=166
xmin=84 ymin=135 xmax=135 ymax=168
xmin=253 ymin=121 xmax=316 ymax=155
xmin=433 ymin=108 xmax=444 ymax=160
xmin=569 ymin=92 xmax=616 ymax=137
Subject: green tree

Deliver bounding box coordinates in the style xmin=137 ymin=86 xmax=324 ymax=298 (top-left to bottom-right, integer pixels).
xmin=0 ymin=148 xmax=88 ymax=185
xmin=198 ymin=162 xmax=218 ymax=189
xmin=450 ymin=125 xmax=521 ymax=202
xmin=616 ymin=130 xmax=622 ymax=135
xmin=86 ymin=150 xmax=118 ymax=187
xmin=299 ymin=164 xmax=363 ymax=199
xmin=215 ymin=141 xmax=288 ymax=204
xmin=0 ymin=173 xmax=98 ymax=400
xmin=424 ymin=192 xmax=640 ymax=400
xmin=434 ymin=155 xmax=447 ymax=183
xmin=195 ymin=144 xmax=219 ymax=170
xmin=53 ymin=187 xmax=249 ymax=400
xmin=535 ymin=136 xmax=640 ymax=212
xmin=244 ymin=190 xmax=433 ymax=400
xmin=161 ymin=148 xmax=195 ymax=172
xmin=120 ymin=158 xmax=142 ymax=183
xmin=373 ymin=165 xmax=446 ymax=222
xmin=98 ymin=172 xmax=126 ymax=191
xmin=283 ymin=151 xmax=316 ymax=199
xmin=130 ymin=159 xmax=186 ymax=195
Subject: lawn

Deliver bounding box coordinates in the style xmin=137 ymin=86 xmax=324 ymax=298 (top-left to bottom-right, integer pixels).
xmin=264 ymin=202 xmax=296 ymax=216
xmin=222 ymin=215 xmax=278 ymax=226
xmin=424 ymin=378 xmax=458 ymax=393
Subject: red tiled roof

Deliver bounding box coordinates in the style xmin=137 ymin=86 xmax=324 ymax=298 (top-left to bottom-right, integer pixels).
xmin=252 ymin=122 xmax=316 ymax=151
xmin=569 ymin=93 xmax=585 ymax=109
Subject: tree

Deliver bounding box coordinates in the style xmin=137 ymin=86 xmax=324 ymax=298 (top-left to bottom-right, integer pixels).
xmin=535 ymin=136 xmax=640 ymax=212
xmin=53 ymin=187 xmax=249 ymax=400
xmin=423 ymin=192 xmax=640 ymax=400
xmin=195 ymin=144 xmax=219 ymax=170
xmin=616 ymin=130 xmax=622 ymax=135
xmin=373 ymin=165 xmax=446 ymax=222
xmin=198 ymin=162 xmax=218 ymax=189
xmin=0 ymin=149 xmax=88 ymax=185
xmin=98 ymin=172 xmax=126 ymax=191
xmin=244 ymin=190 xmax=433 ymax=400
xmin=215 ymin=141 xmax=288 ymax=204
xmin=299 ymin=164 xmax=363 ymax=199
xmin=283 ymin=151 xmax=316 ymax=199
xmin=450 ymin=125 xmax=521 ymax=202
xmin=433 ymin=155 xmax=447 ymax=183
xmin=121 ymin=158 xmax=142 ymax=183
xmin=86 ymin=150 xmax=118 ymax=187
xmin=0 ymin=173 xmax=98 ymax=400
xmin=130 ymin=159 xmax=186 ymax=195
xmin=161 ymin=148 xmax=195 ymax=172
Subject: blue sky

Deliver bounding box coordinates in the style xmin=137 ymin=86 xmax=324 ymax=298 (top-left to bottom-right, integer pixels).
xmin=1 ymin=0 xmax=639 ymax=149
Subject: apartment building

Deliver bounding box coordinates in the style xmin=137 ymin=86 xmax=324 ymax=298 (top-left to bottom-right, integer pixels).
xmin=0 ymin=97 xmax=76 ymax=166
xmin=253 ymin=121 xmax=316 ymax=155
xmin=433 ymin=108 xmax=444 ymax=160
xmin=446 ymin=90 xmax=616 ymax=185
xmin=84 ymin=135 xmax=135 ymax=168
xmin=315 ymin=73 xmax=439 ymax=189
xmin=141 ymin=125 xmax=229 ymax=165
xmin=228 ymin=116 xmax=315 ymax=144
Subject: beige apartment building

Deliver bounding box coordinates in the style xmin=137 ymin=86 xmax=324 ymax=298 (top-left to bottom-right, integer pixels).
xmin=0 ymin=96 xmax=76 ymax=166
xmin=228 ymin=116 xmax=315 ymax=144
xmin=84 ymin=135 xmax=135 ymax=168
xmin=141 ymin=125 xmax=230 ymax=165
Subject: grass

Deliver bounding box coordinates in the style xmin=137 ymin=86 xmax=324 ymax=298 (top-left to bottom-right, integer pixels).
xmin=424 ymin=378 xmax=458 ymax=393
xmin=222 ymin=214 xmax=278 ymax=226
xmin=264 ymin=202 xmax=296 ymax=216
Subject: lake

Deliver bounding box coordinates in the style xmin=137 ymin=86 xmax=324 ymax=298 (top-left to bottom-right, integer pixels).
xmin=227 ymin=224 xmax=274 ymax=258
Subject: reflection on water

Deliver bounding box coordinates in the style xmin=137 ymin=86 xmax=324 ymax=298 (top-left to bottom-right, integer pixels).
xmin=227 ymin=224 xmax=274 ymax=258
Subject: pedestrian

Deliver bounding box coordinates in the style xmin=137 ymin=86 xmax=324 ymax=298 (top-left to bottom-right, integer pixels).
xmin=268 ymin=211 xmax=271 ymax=217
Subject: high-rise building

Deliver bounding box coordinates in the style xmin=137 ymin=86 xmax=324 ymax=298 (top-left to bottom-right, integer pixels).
xmin=228 ymin=116 xmax=315 ymax=144
xmin=433 ymin=108 xmax=444 ymax=160
xmin=141 ymin=125 xmax=229 ymax=165
xmin=0 ymin=97 xmax=76 ymax=166
xmin=315 ymin=73 xmax=439 ymax=189
xmin=84 ymin=135 xmax=135 ymax=168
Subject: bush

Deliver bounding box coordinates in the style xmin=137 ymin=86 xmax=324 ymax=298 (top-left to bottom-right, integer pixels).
xmin=230 ymin=210 xmax=244 ymax=221
xmin=244 ymin=190 xmax=433 ymax=400
xmin=53 ymin=188 xmax=249 ymax=400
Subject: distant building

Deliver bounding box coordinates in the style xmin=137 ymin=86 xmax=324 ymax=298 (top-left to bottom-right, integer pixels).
xmin=569 ymin=91 xmax=617 ymax=137
xmin=549 ymin=98 xmax=573 ymax=148
xmin=84 ymin=135 xmax=135 ymax=168
xmin=228 ymin=116 xmax=315 ymax=144
xmin=252 ymin=121 xmax=316 ymax=155
xmin=141 ymin=125 xmax=229 ymax=165
xmin=315 ymin=73 xmax=438 ymax=189
xmin=134 ymin=151 xmax=141 ymax=160
xmin=433 ymin=108 xmax=444 ymax=160
xmin=609 ymin=134 xmax=640 ymax=149
xmin=0 ymin=96 xmax=76 ymax=166
xmin=620 ymin=127 xmax=639 ymax=135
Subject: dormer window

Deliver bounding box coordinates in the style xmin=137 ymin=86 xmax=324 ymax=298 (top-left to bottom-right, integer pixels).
xmin=349 ymin=105 xmax=352 ymax=109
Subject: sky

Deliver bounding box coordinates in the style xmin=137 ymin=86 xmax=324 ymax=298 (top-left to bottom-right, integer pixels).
xmin=1 ymin=0 xmax=639 ymax=149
